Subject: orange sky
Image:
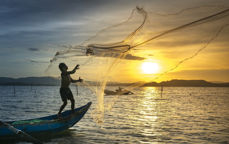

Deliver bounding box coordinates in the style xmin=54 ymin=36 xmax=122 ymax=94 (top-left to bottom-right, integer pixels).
xmin=1 ymin=0 xmax=229 ymax=82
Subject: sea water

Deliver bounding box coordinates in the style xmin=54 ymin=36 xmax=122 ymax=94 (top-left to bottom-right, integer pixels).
xmin=0 ymin=86 xmax=229 ymax=144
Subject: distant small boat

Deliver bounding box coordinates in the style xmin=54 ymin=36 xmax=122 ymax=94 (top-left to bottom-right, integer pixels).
xmin=104 ymin=87 xmax=133 ymax=95
xmin=0 ymin=102 xmax=91 ymax=140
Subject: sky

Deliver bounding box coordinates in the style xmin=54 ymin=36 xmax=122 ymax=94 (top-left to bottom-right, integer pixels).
xmin=0 ymin=0 xmax=229 ymax=82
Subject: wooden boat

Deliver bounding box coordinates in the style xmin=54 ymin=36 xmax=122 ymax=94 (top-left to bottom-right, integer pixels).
xmin=0 ymin=102 xmax=91 ymax=140
xmin=104 ymin=89 xmax=133 ymax=95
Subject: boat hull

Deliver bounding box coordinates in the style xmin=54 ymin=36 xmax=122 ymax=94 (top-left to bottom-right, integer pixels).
xmin=104 ymin=89 xmax=133 ymax=95
xmin=0 ymin=102 xmax=91 ymax=139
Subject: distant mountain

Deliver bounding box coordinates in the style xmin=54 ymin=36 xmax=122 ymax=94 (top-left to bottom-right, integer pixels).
xmin=143 ymin=79 xmax=229 ymax=87
xmin=0 ymin=77 xmax=229 ymax=87
xmin=0 ymin=77 xmax=60 ymax=86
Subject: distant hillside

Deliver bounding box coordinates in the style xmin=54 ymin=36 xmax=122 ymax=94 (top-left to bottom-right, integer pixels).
xmin=143 ymin=79 xmax=229 ymax=87
xmin=0 ymin=77 xmax=229 ymax=87
xmin=0 ymin=77 xmax=60 ymax=86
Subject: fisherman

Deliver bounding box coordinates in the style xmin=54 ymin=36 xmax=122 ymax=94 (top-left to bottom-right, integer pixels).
xmin=116 ymin=87 xmax=123 ymax=92
xmin=58 ymin=63 xmax=83 ymax=117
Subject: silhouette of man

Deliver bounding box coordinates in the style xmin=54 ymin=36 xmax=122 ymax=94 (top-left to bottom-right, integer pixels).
xmin=58 ymin=63 xmax=83 ymax=117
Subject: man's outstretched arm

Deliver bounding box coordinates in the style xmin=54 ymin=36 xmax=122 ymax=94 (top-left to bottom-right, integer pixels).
xmin=67 ymin=64 xmax=80 ymax=74
xmin=71 ymin=77 xmax=83 ymax=83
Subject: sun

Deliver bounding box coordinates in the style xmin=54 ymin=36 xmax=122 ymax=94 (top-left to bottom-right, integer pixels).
xmin=141 ymin=62 xmax=159 ymax=74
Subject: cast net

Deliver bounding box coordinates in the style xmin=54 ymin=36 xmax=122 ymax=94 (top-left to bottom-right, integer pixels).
xmin=47 ymin=6 xmax=229 ymax=123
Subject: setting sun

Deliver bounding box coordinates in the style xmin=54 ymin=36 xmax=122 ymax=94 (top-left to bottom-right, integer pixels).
xmin=141 ymin=62 xmax=160 ymax=74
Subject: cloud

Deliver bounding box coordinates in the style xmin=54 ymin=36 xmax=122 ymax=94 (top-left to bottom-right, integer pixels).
xmin=100 ymin=53 xmax=145 ymax=60
xmin=28 ymin=48 xmax=39 ymax=52
xmin=124 ymin=54 xmax=145 ymax=60
xmin=1 ymin=0 xmax=229 ymax=80
xmin=29 ymin=59 xmax=49 ymax=63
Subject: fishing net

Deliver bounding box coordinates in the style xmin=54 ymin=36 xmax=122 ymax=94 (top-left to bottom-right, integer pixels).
xmin=46 ymin=6 xmax=229 ymax=123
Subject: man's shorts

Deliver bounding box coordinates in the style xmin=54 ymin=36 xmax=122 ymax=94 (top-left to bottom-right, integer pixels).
xmin=60 ymin=87 xmax=74 ymax=101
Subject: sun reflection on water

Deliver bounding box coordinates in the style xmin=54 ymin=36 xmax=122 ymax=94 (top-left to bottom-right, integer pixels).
xmin=138 ymin=87 xmax=163 ymax=141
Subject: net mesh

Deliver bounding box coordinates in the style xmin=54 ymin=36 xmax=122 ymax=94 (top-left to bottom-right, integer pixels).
xmin=46 ymin=6 xmax=229 ymax=123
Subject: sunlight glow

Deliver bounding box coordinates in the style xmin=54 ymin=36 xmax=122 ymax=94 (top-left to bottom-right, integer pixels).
xmin=141 ymin=62 xmax=159 ymax=74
